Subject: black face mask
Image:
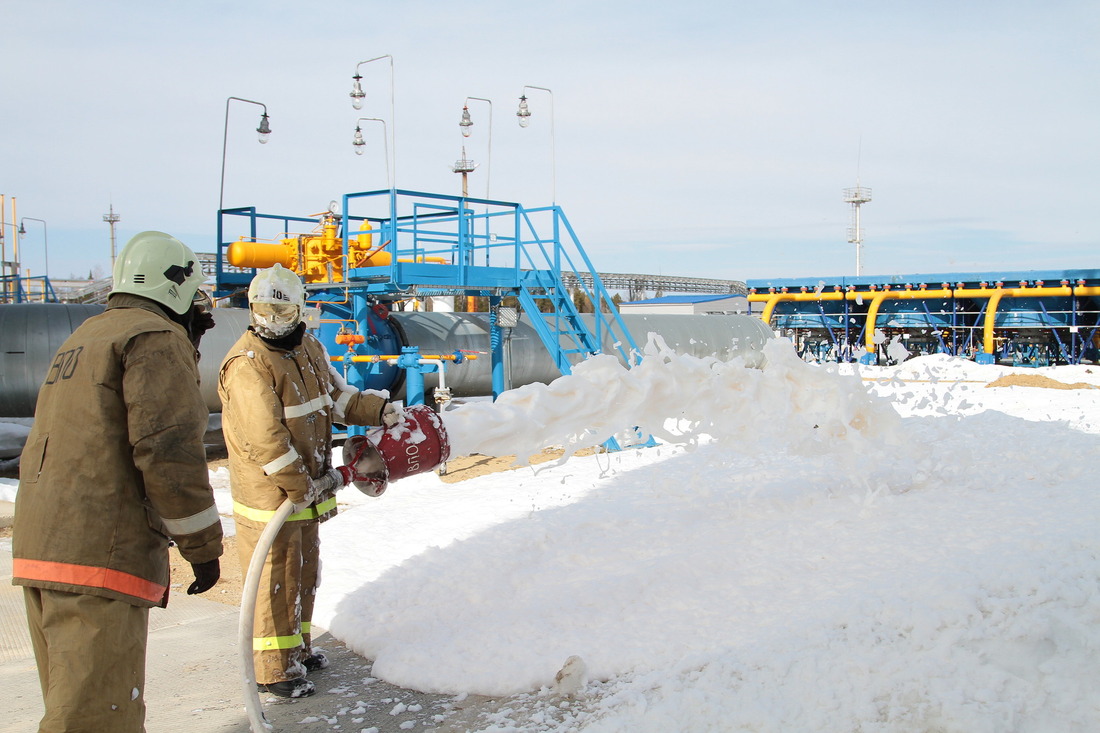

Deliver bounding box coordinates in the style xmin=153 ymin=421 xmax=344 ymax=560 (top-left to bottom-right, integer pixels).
xmin=163 ymin=302 xmax=215 ymax=348
xmin=187 ymin=303 xmax=216 ymax=350
xmin=252 ymin=321 xmax=306 ymax=350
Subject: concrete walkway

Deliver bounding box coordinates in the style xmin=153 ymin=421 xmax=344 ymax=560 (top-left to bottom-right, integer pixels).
xmin=0 ymin=511 xmax=495 ymax=732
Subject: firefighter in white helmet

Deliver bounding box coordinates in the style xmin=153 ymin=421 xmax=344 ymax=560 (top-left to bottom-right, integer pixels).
xmin=218 ymin=263 xmax=398 ymax=698
xmin=13 ymin=231 xmax=223 ymax=732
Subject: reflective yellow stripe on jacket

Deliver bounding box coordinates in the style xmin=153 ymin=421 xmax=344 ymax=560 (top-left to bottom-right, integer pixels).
xmin=232 ymin=497 xmax=337 ymax=523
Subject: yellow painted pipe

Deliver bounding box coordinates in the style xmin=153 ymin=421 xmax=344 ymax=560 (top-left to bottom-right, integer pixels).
xmin=752 ymin=285 xmax=1100 ymax=356
xmin=862 ymin=288 xmax=955 ymax=352
xmin=755 ymin=288 xmax=936 ymax=352
xmin=228 ymin=239 xmax=295 ymax=269
xmin=973 ymin=285 xmax=1100 ymax=355
xmin=981 ymin=289 xmax=1009 ymax=355
xmin=753 ymin=290 xmax=862 ymax=325
xmin=757 ymin=293 xmax=786 ymax=324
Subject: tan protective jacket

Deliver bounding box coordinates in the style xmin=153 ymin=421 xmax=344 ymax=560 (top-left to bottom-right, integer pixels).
xmin=12 ymin=294 xmax=223 ymax=608
xmin=218 ymin=328 xmax=387 ymax=529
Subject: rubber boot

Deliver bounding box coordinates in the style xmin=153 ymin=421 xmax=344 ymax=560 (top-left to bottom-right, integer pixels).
xmin=258 ymin=677 xmax=316 ymax=698
xmin=303 ymin=651 xmax=330 ymax=673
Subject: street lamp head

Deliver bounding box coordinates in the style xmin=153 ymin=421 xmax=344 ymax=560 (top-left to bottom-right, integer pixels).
xmin=350 ymin=74 xmax=365 ymax=110
xmin=352 ymin=125 xmax=366 ymax=155
xmin=516 ymin=95 xmax=531 ymax=128
xmin=257 ymin=113 xmax=272 ymax=144
xmin=459 ymin=105 xmax=473 ymax=138
xmin=18 ymin=223 xmax=26 ymax=236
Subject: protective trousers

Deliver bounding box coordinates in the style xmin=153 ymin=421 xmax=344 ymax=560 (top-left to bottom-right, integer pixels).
xmin=23 ymin=587 xmax=149 ymax=733
xmin=236 ymin=517 xmax=320 ymax=684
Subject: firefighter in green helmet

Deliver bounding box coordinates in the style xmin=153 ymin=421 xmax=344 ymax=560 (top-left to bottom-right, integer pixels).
xmin=13 ymin=231 xmax=224 ymax=732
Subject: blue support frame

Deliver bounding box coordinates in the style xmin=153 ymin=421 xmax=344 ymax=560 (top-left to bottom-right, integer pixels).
xmin=0 ymin=274 xmax=57 ymax=303
xmin=215 ymin=188 xmax=642 ymax=400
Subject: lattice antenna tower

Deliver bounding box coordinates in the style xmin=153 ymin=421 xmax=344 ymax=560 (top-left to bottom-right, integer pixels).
xmin=843 ymin=143 xmax=871 ymax=275
xmin=103 ymin=204 xmax=121 ymax=271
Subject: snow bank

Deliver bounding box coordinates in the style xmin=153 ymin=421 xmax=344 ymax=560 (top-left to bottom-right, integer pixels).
xmin=313 ymin=338 xmax=1100 ymax=731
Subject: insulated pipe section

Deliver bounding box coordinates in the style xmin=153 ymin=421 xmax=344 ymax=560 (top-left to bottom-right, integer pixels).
xmin=0 ymin=303 xmax=106 ymax=416
xmin=612 ymin=313 xmax=773 ymax=367
xmin=379 ymin=312 xmax=775 ymax=398
xmin=0 ymin=303 xmax=252 ymax=417
xmin=383 ymin=312 xmax=561 ymax=396
xmin=0 ymin=305 xmax=773 ymax=415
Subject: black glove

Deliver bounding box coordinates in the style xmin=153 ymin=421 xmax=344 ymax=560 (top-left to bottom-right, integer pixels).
xmin=187 ymin=558 xmax=220 ymax=595
xmin=188 ymin=305 xmax=216 ymax=349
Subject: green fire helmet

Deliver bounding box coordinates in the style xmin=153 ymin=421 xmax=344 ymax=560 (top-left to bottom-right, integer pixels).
xmin=111 ymin=231 xmax=205 ymax=315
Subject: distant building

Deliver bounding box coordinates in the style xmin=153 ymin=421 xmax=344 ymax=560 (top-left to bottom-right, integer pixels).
xmin=619 ymin=294 xmax=754 ymax=315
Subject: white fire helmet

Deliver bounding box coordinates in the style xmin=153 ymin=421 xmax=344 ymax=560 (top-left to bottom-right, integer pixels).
xmin=247 ymin=263 xmax=306 ymax=338
xmin=110 ymin=231 xmax=205 ymax=315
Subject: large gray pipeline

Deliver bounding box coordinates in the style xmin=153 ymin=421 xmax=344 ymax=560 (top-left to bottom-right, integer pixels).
xmin=0 ymin=304 xmax=251 ymax=417
xmin=0 ymin=304 xmax=773 ymax=417
xmin=0 ymin=304 xmax=107 ymax=417
xmin=395 ymin=312 xmax=774 ymax=396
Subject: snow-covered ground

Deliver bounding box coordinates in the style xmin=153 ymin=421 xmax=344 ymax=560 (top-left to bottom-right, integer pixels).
xmin=3 ymin=337 xmax=1099 ymax=731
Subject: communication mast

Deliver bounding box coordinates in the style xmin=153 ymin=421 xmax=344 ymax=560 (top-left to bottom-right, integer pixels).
xmin=452 ymin=146 xmax=477 ymax=197
xmin=843 ymin=183 xmax=871 ymax=276
xmin=103 ymin=204 xmax=120 ymax=270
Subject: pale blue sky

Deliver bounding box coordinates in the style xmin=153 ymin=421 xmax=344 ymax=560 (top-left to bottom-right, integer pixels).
xmin=2 ymin=0 xmax=1097 ymax=283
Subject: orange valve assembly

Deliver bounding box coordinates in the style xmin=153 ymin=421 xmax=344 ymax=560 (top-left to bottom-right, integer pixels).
xmin=227 ymin=216 xmax=448 ymax=284
xmin=227 ymin=218 xmax=377 ymax=283
xmin=335 ymin=330 xmax=365 ymax=346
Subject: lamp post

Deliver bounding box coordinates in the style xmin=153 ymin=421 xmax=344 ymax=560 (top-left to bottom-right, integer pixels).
xmin=219 ymin=97 xmax=271 ymax=212
xmin=0 ymin=221 xmax=19 ymax=258
xmin=352 ymin=117 xmax=391 ymax=188
xmin=517 ymin=85 xmax=555 ymax=203
xmin=459 ymin=97 xmax=492 ymax=201
xmin=0 ymin=221 xmax=19 ymax=301
xmin=19 ymin=217 xmax=48 ymax=281
xmin=350 ymin=55 xmax=396 ymax=190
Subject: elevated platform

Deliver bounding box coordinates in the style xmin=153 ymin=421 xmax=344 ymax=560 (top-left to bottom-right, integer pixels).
xmin=214 ymin=188 xmax=641 ymax=400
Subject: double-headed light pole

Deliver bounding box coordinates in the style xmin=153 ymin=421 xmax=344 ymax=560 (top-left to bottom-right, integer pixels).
xmin=350 ymin=55 xmax=397 ymax=190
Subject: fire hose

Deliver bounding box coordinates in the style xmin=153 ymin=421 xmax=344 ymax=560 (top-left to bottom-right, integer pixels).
xmin=240 ymin=497 xmax=294 ymax=732
xmin=238 ymin=405 xmax=451 ymax=732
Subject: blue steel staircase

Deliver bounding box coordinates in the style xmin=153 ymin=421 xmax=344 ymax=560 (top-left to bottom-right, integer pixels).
xmin=216 ymin=189 xmax=640 ymax=384
xmin=517 ymin=270 xmax=603 ymax=375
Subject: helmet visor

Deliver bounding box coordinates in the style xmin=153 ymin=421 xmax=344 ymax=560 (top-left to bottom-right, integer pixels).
xmin=252 ymin=302 xmax=300 ymax=326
